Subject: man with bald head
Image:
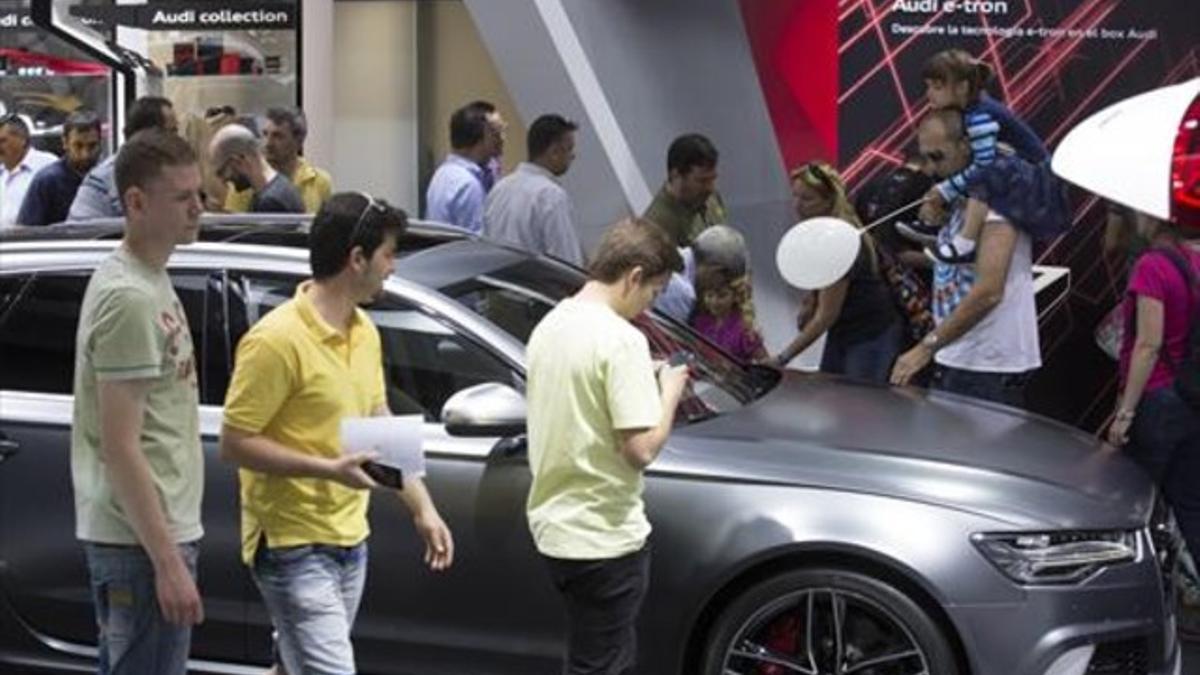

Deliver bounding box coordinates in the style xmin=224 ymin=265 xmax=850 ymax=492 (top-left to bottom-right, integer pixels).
xmin=890 ymin=109 xmax=1040 ymax=408
xmin=209 ymin=124 xmax=303 ymax=214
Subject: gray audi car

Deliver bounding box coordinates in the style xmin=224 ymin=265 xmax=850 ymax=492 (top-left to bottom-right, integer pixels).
xmin=0 ymin=217 xmax=1182 ymax=675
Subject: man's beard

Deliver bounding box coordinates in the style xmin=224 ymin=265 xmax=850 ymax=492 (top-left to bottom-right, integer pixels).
xmin=356 ymin=272 xmax=386 ymax=307
xmin=229 ymin=173 xmax=253 ymax=191
xmin=267 ymin=151 xmax=290 ymax=171
xmin=357 ymin=287 xmax=385 ymax=308
xmin=69 ymin=157 xmax=97 ymax=174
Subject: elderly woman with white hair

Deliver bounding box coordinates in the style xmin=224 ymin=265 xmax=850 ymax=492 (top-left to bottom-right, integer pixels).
xmin=652 ymin=223 xmax=751 ymax=322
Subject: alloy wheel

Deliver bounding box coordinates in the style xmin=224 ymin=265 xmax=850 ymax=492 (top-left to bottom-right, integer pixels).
xmin=720 ymin=587 xmax=931 ymax=675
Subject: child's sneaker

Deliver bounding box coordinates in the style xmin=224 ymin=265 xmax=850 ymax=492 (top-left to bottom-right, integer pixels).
xmin=895 ymin=219 xmax=941 ymax=245
xmin=927 ymin=237 xmax=978 ymax=264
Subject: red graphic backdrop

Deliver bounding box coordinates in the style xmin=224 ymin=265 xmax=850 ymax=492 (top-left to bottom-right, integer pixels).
xmin=740 ymin=0 xmax=1200 ymax=428
xmin=739 ymin=0 xmax=839 ymax=170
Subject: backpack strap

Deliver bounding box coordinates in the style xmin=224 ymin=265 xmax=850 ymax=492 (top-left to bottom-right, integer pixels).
xmin=1147 ymin=245 xmax=1200 ymax=370
xmin=1154 ymin=246 xmax=1199 ymax=312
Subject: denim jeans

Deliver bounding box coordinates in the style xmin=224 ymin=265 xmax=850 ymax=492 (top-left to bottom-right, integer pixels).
xmin=932 ymin=365 xmax=1034 ymax=409
xmin=1127 ymin=386 xmax=1200 ymax=560
xmin=821 ymin=321 xmax=903 ymax=385
xmin=252 ymin=542 xmax=368 ymax=675
xmin=82 ymin=541 xmax=199 ymax=675
xmin=543 ymin=546 xmax=651 ymax=675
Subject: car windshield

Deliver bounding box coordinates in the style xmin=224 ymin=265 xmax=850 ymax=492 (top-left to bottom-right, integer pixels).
xmin=438 ymin=258 xmax=777 ymax=423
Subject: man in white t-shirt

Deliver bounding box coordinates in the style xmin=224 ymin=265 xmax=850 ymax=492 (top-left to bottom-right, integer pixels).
xmin=891 ymin=110 xmax=1040 ymax=408
xmin=0 ymin=114 xmax=57 ymax=228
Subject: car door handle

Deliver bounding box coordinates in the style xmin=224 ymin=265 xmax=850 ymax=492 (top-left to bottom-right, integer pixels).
xmin=0 ymin=437 xmax=19 ymax=463
xmin=491 ymin=435 xmax=527 ymax=458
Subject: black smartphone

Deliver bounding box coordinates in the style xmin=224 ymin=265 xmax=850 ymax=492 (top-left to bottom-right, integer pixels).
xmin=363 ymin=461 xmax=404 ymax=490
xmin=668 ymin=350 xmax=695 ymax=367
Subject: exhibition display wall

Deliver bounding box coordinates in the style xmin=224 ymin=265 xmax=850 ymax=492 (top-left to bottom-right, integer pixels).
xmin=741 ymin=0 xmax=1200 ymax=427
xmin=0 ymin=0 xmax=113 ymax=154
xmin=61 ymin=0 xmax=302 ymax=124
xmin=471 ymin=0 xmax=1198 ymax=429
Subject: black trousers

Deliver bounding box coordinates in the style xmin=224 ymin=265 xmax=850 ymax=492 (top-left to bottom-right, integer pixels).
xmin=543 ymin=546 xmax=651 ymax=675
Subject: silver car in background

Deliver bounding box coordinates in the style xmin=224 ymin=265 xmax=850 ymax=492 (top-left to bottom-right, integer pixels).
xmin=0 ymin=218 xmax=1181 ymax=674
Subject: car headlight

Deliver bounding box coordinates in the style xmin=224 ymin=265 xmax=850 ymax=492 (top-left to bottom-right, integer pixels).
xmin=972 ymin=531 xmax=1138 ymax=584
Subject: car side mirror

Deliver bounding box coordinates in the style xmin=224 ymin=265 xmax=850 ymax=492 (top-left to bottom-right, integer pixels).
xmin=442 ymin=382 xmax=527 ymax=437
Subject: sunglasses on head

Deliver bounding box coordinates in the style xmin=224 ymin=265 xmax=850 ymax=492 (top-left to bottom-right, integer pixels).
xmin=795 ymin=162 xmax=838 ymax=196
xmin=0 ymin=112 xmax=26 ymax=130
xmin=205 ymin=105 xmax=236 ymax=118
xmin=349 ymin=192 xmax=390 ymax=246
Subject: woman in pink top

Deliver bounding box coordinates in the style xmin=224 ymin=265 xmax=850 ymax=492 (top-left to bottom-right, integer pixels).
xmin=1108 ymin=210 xmax=1200 ymax=557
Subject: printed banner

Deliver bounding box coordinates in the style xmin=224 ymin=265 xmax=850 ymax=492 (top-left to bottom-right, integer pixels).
xmin=743 ymin=0 xmax=1200 ymax=429
xmin=69 ymin=2 xmax=296 ymax=32
xmin=0 ymin=7 xmax=33 ymax=31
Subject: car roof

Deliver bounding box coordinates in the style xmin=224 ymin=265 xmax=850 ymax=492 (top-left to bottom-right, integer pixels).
xmin=0 ymin=213 xmax=466 ymax=258
xmin=0 ymin=213 xmax=581 ymax=292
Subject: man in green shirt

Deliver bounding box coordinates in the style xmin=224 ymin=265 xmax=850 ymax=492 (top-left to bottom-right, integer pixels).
xmin=71 ymin=129 xmax=205 ymax=674
xmin=642 ymin=133 xmax=727 ymax=247
xmin=526 ymin=217 xmax=689 ymax=675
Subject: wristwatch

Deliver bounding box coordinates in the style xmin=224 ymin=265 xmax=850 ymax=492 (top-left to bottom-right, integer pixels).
xmin=921 ymin=332 xmax=941 ymax=351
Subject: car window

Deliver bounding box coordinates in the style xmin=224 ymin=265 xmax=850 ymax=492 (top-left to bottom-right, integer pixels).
xmin=171 ymin=272 xmax=222 ymax=406
xmin=441 ymin=263 xmax=770 ymax=423
xmin=228 ymin=272 xmax=519 ymax=421
xmin=451 ymin=283 xmax=554 ymax=345
xmin=0 ymin=274 xmax=33 ymax=319
xmin=0 ymin=270 xmax=211 ymax=398
xmin=0 ymin=272 xmax=81 ymax=394
xmin=370 ymin=293 xmax=520 ymax=420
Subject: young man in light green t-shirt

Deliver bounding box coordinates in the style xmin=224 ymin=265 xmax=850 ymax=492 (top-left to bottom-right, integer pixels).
xmin=71 ymin=130 xmax=206 ymax=674
xmin=526 ymin=217 xmax=689 ymax=675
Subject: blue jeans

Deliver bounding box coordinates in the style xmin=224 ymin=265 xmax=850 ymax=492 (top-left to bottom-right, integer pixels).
xmin=83 ymin=541 xmax=199 ymax=675
xmin=821 ymin=321 xmax=903 ymax=384
xmin=932 ymin=365 xmax=1033 ymax=409
xmin=252 ymin=542 xmax=368 ymax=675
xmin=1127 ymin=387 xmax=1200 ymax=560
xmin=968 ymin=156 xmax=1069 ymax=240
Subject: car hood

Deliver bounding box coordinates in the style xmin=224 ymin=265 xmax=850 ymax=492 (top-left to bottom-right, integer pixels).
xmin=658 ymin=372 xmax=1155 ymax=530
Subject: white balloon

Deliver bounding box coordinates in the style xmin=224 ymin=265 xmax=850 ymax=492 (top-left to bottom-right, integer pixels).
xmin=775 ymin=217 xmax=862 ymax=290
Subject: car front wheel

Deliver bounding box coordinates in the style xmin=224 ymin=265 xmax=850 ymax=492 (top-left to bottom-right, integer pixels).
xmin=702 ymin=567 xmax=960 ymax=675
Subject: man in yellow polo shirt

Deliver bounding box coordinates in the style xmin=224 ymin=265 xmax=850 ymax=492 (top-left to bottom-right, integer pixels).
xmin=223 ymin=107 xmax=333 ymax=213
xmin=219 ymin=192 xmax=452 ymax=674
xmin=526 ymin=217 xmax=689 ymax=675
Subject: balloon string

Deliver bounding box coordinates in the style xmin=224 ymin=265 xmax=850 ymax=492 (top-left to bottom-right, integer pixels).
xmin=859 ymin=196 xmax=930 ymax=234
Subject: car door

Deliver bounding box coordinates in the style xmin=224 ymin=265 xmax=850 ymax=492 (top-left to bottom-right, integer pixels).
xmin=0 ymin=265 xmax=250 ymax=665
xmin=226 ymin=270 xmax=563 ymax=674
